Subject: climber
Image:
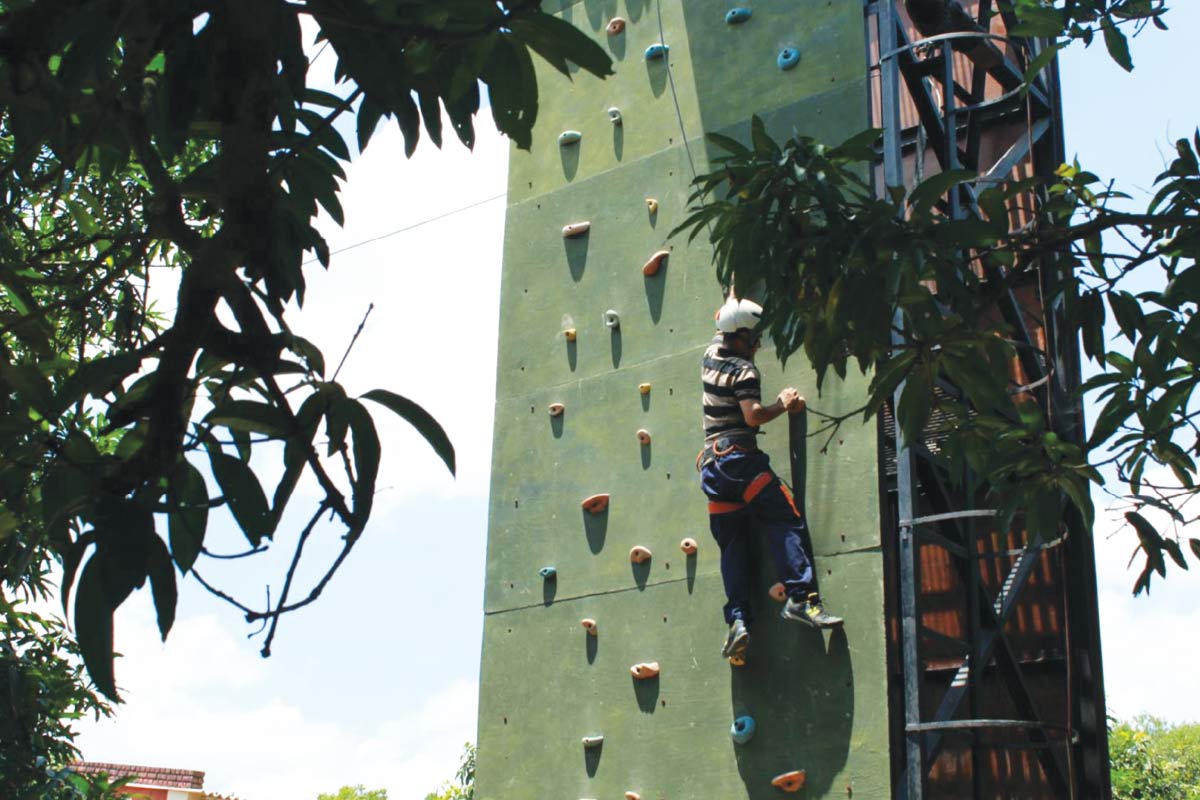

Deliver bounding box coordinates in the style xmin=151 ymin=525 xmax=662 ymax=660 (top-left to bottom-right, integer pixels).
xmin=698 ymin=292 xmax=843 ymax=662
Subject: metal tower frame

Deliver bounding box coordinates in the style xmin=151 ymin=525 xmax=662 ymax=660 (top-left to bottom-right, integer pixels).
xmin=865 ymin=1 xmax=1110 ymax=797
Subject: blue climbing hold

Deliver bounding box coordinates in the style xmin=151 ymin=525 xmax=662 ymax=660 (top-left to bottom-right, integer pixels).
xmin=777 ymin=47 xmax=800 ymax=71
xmin=725 ymin=8 xmax=752 ymax=24
xmin=644 ymin=43 xmax=669 ymax=61
xmin=539 ymin=566 xmax=557 ymax=579
xmin=731 ymin=715 xmax=756 ymax=744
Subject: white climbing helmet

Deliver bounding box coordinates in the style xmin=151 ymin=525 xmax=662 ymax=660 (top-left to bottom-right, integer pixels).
xmin=715 ymin=296 xmax=763 ymax=334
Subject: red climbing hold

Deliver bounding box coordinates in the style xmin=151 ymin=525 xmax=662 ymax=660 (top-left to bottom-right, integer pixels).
xmin=607 ymin=17 xmax=626 ymax=34
xmin=629 ymin=545 xmax=652 ymax=564
xmin=630 ymin=661 xmax=660 ymax=679
xmin=562 ymin=221 xmax=590 ymax=238
xmin=637 ymin=429 xmax=651 ymax=445
xmin=772 ymin=771 xmax=807 ymax=793
xmin=642 ymin=249 xmax=670 ymax=276
xmin=680 ymin=537 xmax=698 ymax=555
xmin=549 ymin=403 xmax=565 ymax=417
xmin=769 ymin=582 xmax=787 ymax=602
xmin=582 ymin=494 xmax=610 ymax=514
xmin=581 ymin=618 xmax=598 ymax=635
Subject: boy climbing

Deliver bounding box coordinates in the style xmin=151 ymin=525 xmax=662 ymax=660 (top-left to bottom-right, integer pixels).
xmin=698 ymin=292 xmax=843 ymax=663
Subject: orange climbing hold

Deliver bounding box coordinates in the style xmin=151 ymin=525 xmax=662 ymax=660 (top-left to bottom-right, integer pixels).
xmin=639 ymin=383 xmax=651 ymax=394
xmin=769 ymin=582 xmax=787 ymax=602
xmin=629 ymin=545 xmax=652 ymax=564
xmin=728 ymin=653 xmax=746 ymax=667
xmin=625 ymin=793 xmax=641 ymax=800
xmin=637 ymin=429 xmax=651 ymax=445
xmin=772 ymin=771 xmax=807 ymax=793
xmin=581 ymin=618 xmax=598 ymax=635
xmin=582 ymin=494 xmax=610 ymax=514
xmin=642 ymin=249 xmax=670 ymax=276
xmin=564 ymin=328 xmax=577 ymax=342
xmin=549 ymin=403 xmax=565 ymax=417
xmin=607 ymin=16 xmax=626 ymax=34
xmin=680 ymin=537 xmax=698 ymax=555
xmin=630 ymin=661 xmax=660 ymax=679
xmin=562 ymin=221 xmax=590 ymax=238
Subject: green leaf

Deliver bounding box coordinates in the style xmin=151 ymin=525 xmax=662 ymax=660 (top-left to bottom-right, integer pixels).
xmin=1126 ymin=511 xmax=1165 ymax=576
xmin=865 ymin=350 xmax=918 ymax=418
xmin=908 ymin=170 xmax=976 ymax=216
xmin=145 ymin=533 xmax=178 ymax=639
xmin=1023 ymin=41 xmax=1063 ymax=86
xmin=208 ymin=450 xmax=273 ymax=545
xmin=74 ymin=555 xmax=118 ymax=700
xmin=508 ymin=13 xmax=614 ymax=80
xmin=167 ymin=461 xmax=208 ymax=573
xmin=1101 ymin=19 xmax=1134 ymax=72
xmin=207 ymin=400 xmax=291 ymax=439
xmin=1162 ymin=538 xmax=1189 ymax=571
xmin=60 ymin=532 xmax=96 ymax=619
xmin=340 ymin=399 xmax=381 ymax=527
xmin=361 ymin=388 xmax=455 ymax=475
xmin=1190 ymin=538 xmax=1200 ymax=561
xmin=482 ymin=34 xmax=538 ymax=150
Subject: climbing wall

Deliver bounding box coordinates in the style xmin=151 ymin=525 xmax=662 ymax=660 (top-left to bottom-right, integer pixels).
xmin=477 ymin=2 xmax=888 ymax=797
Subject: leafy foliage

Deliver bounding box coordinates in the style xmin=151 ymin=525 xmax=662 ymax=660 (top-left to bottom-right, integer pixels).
xmin=1110 ymin=716 xmax=1200 ymax=799
xmin=0 ymin=602 xmax=112 ymax=800
xmin=0 ymin=0 xmax=612 ymax=701
xmin=424 ymin=743 xmax=475 ymax=800
xmin=317 ymin=785 xmax=387 ymax=800
xmin=674 ymin=4 xmax=1197 ymax=593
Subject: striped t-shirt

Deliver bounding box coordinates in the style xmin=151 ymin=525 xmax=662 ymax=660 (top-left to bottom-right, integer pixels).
xmin=701 ymin=333 xmax=761 ymax=443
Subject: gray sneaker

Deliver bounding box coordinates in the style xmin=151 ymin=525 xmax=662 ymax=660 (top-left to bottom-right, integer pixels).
xmin=721 ymin=619 xmax=750 ymax=659
xmin=781 ymin=594 xmax=844 ymax=629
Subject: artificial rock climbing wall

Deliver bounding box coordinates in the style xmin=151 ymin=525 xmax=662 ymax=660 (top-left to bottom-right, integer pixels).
xmin=478 ymin=2 xmax=889 ymax=797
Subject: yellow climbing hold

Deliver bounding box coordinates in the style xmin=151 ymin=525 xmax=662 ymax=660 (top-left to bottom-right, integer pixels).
xmin=630 ymin=661 xmax=660 ymax=679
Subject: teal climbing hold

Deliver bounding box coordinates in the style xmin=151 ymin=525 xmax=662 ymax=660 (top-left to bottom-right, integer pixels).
xmin=731 ymin=715 xmax=756 ymax=744
xmin=725 ymin=8 xmax=752 ymax=24
xmin=539 ymin=566 xmax=557 ymax=579
xmin=777 ymin=47 xmax=800 ymax=71
xmin=644 ymin=43 xmax=669 ymax=61
xmin=558 ymin=130 xmax=582 ymax=146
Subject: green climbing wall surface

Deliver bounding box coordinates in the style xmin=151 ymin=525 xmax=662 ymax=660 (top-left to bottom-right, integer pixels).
xmin=478 ymin=2 xmax=888 ymax=797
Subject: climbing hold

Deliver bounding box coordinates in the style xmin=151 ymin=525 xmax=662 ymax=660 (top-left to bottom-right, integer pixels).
xmin=645 ymin=198 xmax=659 ymax=215
xmin=731 ymin=715 xmax=756 ymax=744
xmin=642 ymin=249 xmax=670 ymax=277
xmin=639 ymin=383 xmax=652 ymax=395
xmin=562 ymin=221 xmax=590 ymax=238
xmin=725 ymin=7 xmax=752 ymax=24
xmin=582 ymin=735 xmax=604 ymax=748
xmin=581 ymin=618 xmax=598 ymax=635
xmin=607 ymin=107 xmax=622 ymax=125
xmin=637 ymin=429 xmax=651 ymax=445
xmin=680 ymin=537 xmax=698 ymax=555
xmin=644 ymin=43 xmax=669 ymax=61
xmin=582 ymin=494 xmax=610 ymax=514
xmin=549 ymin=403 xmax=565 ymax=417
xmin=564 ymin=328 xmax=577 ymax=342
xmin=629 ymin=545 xmax=652 ymax=564
xmin=772 ymin=771 xmax=807 ymax=793
xmin=728 ymin=653 xmax=746 ymax=667
xmin=625 ymin=793 xmax=641 ymax=800
xmin=539 ymin=566 xmax=557 ymax=579
xmin=630 ymin=661 xmax=660 ymax=679
xmin=769 ymin=582 xmax=787 ymax=602
xmin=777 ymin=47 xmax=801 ymax=71
xmin=558 ymin=130 xmax=582 ymax=146
xmin=603 ymin=310 xmax=620 ymax=329
xmin=607 ymin=17 xmax=626 ymax=35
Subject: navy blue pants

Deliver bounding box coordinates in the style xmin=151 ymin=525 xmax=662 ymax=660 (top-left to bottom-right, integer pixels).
xmin=701 ymin=449 xmax=815 ymax=627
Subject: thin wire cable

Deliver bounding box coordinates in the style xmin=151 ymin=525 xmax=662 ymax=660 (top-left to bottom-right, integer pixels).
xmin=303 ymin=191 xmax=506 ymax=265
xmin=655 ymin=0 xmax=699 ymax=181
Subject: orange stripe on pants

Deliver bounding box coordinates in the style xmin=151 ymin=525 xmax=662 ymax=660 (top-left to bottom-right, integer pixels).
xmin=742 ymin=472 xmax=774 ymax=504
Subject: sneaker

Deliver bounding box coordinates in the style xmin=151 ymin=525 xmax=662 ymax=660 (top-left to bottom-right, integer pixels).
xmin=781 ymin=594 xmax=844 ymax=629
xmin=721 ymin=619 xmax=750 ymax=659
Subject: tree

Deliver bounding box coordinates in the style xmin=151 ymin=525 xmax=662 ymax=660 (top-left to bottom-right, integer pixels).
xmin=424 ymin=743 xmax=474 ymax=800
xmin=316 ymin=785 xmax=387 ymax=800
xmin=1110 ymin=716 xmax=1200 ymax=799
xmin=675 ymin=0 xmax=1196 ymax=594
xmin=0 ymin=0 xmax=612 ymax=706
xmin=0 ymin=602 xmax=112 ymax=800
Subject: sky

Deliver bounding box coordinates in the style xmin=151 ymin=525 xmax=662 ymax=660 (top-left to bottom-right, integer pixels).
xmin=70 ymin=5 xmax=1200 ymax=799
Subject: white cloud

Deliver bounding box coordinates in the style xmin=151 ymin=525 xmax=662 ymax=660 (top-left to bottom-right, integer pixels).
xmin=76 ymin=599 xmax=478 ymax=800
